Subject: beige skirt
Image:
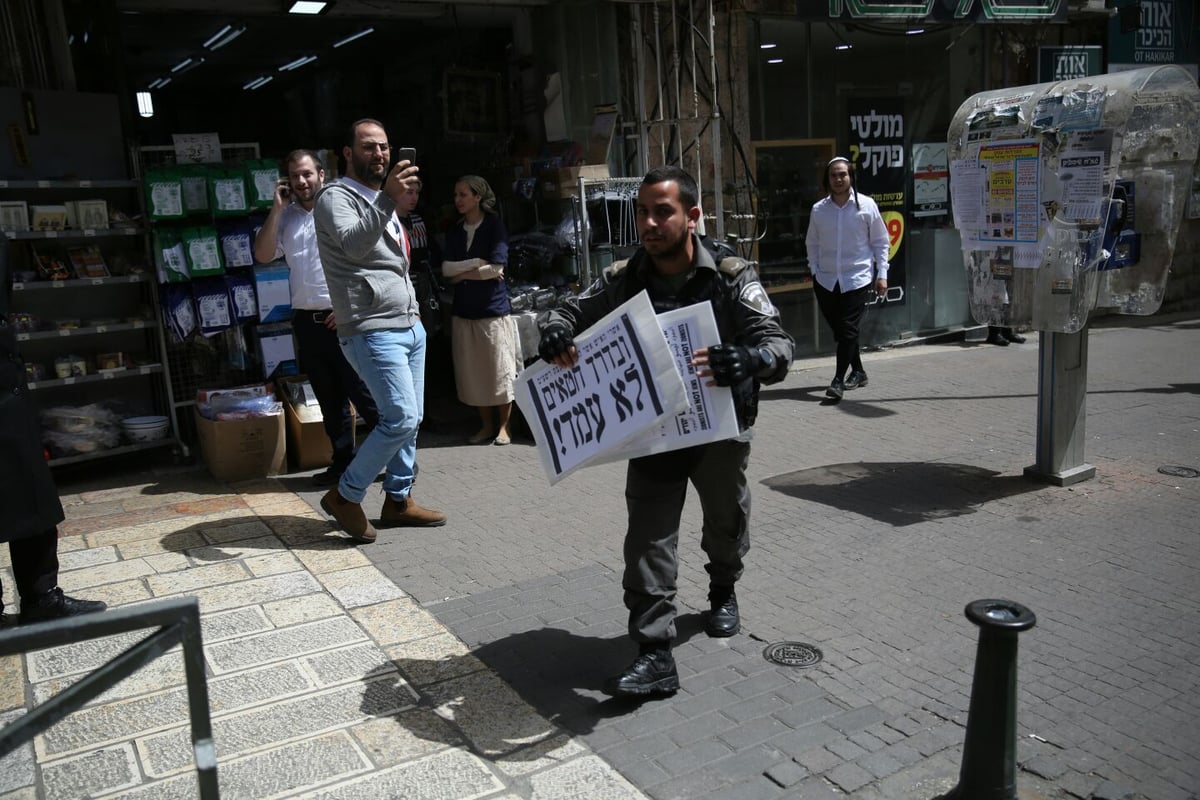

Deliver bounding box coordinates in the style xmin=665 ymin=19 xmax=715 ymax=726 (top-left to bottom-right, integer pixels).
xmin=451 ymin=315 xmax=518 ymax=406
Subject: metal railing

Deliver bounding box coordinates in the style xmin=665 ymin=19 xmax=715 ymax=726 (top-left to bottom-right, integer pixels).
xmin=0 ymin=596 xmax=218 ymax=798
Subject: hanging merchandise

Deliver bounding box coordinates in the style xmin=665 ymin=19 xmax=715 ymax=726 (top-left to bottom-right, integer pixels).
xmin=182 ymin=226 xmax=225 ymax=277
xmin=245 ymin=160 xmax=281 ymax=210
xmin=154 ymin=227 xmax=190 ymax=283
xmin=208 ymin=167 xmax=250 ymax=217
xmin=179 ymin=165 xmax=210 ymax=215
xmin=193 ymin=276 xmax=234 ymax=337
xmin=224 ymin=271 xmax=258 ymax=324
xmin=144 ymin=168 xmax=186 ymax=220
xmin=219 ymin=219 xmax=256 ymax=267
xmin=161 ymin=282 xmax=197 ymax=342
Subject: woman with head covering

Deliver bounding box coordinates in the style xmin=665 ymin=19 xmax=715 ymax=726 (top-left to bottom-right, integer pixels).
xmin=441 ymin=175 xmax=517 ymax=445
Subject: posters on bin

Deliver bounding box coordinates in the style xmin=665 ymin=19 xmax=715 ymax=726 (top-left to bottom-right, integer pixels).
xmin=514 ymin=291 xmax=687 ymax=485
xmin=591 ymin=302 xmax=738 ymax=466
xmin=977 ymin=139 xmax=1041 ymax=245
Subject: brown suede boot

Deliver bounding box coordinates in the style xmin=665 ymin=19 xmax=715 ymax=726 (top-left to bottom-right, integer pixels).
xmin=320 ymin=488 xmax=377 ymax=543
xmin=380 ymin=495 xmax=447 ymax=527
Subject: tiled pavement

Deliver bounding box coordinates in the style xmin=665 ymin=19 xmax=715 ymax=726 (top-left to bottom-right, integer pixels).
xmin=2 ymin=314 xmax=1199 ymax=799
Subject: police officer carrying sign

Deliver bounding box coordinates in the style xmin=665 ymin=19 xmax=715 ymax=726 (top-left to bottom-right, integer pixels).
xmin=538 ymin=165 xmax=794 ymax=697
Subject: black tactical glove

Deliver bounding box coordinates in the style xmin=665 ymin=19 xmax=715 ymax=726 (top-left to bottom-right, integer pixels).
xmin=538 ymin=325 xmax=576 ymax=363
xmin=706 ymin=343 xmax=764 ymax=386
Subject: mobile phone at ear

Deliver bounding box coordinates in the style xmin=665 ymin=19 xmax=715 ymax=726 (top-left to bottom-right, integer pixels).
xmin=396 ymin=147 xmax=417 ymax=166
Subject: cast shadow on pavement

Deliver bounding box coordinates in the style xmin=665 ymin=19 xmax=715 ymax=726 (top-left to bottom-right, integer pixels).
xmin=763 ymin=461 xmax=1043 ymax=527
xmin=159 ymin=513 xmax=364 ymax=557
xmin=374 ymin=616 xmax=706 ymax=758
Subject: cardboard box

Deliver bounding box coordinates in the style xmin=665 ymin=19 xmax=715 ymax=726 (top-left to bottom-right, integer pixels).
xmin=276 ymin=375 xmax=343 ymax=471
xmin=29 ymin=204 xmax=68 ymax=231
xmin=0 ymin=200 xmax=29 ymax=231
xmin=194 ymin=408 xmax=285 ymax=482
xmin=541 ymin=165 xmax=611 ymax=199
xmin=254 ymin=263 xmax=292 ymax=323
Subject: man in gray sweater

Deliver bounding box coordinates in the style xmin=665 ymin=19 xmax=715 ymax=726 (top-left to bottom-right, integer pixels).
xmin=313 ymin=118 xmax=446 ymax=542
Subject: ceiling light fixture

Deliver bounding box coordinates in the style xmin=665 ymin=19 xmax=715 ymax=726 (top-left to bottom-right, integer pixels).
xmin=759 ymin=43 xmax=777 ymax=49
xmin=835 ymin=42 xmax=853 ymax=51
xmin=205 ymin=24 xmax=246 ymax=50
xmin=906 ymin=28 xmax=926 ymax=35
xmin=136 ymin=91 xmax=154 ymax=118
xmin=767 ymin=58 xmax=783 ymax=64
xmin=147 ymin=77 xmax=168 ymax=89
xmin=170 ymin=57 xmax=194 ymax=73
xmin=279 ymin=54 xmax=318 ymax=71
xmin=286 ymin=1 xmax=330 ymax=14
xmin=333 ymin=27 xmax=375 ymax=48
xmin=245 ymin=76 xmax=274 ymax=91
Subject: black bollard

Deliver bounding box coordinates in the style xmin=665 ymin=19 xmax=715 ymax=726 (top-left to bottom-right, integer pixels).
xmin=935 ymin=599 xmax=1037 ymax=800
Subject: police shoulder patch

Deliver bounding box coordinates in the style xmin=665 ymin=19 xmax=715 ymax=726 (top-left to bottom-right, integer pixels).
xmin=739 ymin=281 xmax=777 ymax=315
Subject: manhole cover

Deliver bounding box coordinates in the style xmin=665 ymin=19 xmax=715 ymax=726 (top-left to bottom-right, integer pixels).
xmin=1158 ymin=465 xmax=1200 ymax=479
xmin=763 ymin=642 xmax=823 ymax=668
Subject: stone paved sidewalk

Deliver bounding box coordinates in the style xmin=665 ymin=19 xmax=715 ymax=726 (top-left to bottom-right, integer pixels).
xmin=0 ymin=475 xmax=646 ymax=799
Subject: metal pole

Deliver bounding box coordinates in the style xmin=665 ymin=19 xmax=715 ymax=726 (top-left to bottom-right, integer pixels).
xmin=935 ymin=599 xmax=1037 ymax=800
xmin=631 ymin=3 xmax=649 ymax=175
xmin=708 ymin=0 xmax=724 ymax=240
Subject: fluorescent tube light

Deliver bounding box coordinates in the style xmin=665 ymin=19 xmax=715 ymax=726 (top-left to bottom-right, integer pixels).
xmin=286 ymin=1 xmax=328 ymax=14
xmin=333 ymin=27 xmax=375 ymax=48
xmin=906 ymin=28 xmax=926 ymax=35
xmin=245 ymin=76 xmax=274 ymax=91
xmin=136 ymin=91 xmax=154 ymax=118
xmin=759 ymin=43 xmax=777 ymax=49
xmin=203 ymin=25 xmax=232 ymax=48
xmin=278 ymin=55 xmax=318 ymax=71
xmin=835 ymin=42 xmax=853 ymax=51
xmin=243 ymin=76 xmax=267 ymax=90
xmin=206 ymin=24 xmax=246 ymax=50
xmin=170 ymin=58 xmax=194 ymax=73
xmin=767 ymin=58 xmax=783 ymax=64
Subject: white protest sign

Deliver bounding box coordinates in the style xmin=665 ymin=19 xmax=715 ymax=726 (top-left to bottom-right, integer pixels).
xmin=515 ymin=291 xmax=687 ymax=484
xmin=593 ymin=302 xmax=738 ymax=465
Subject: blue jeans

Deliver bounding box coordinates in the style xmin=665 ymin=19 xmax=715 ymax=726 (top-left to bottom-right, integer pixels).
xmin=337 ymin=325 xmax=426 ymax=503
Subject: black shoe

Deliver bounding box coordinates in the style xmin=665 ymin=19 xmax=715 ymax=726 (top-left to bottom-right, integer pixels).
xmin=312 ymin=467 xmax=344 ymax=488
xmin=985 ymin=333 xmax=1009 ymax=346
xmin=602 ymin=650 xmax=680 ymax=697
xmin=705 ymin=587 xmax=740 ymax=637
xmin=825 ymin=378 xmax=844 ymax=401
xmin=844 ymin=370 xmax=868 ymax=390
xmin=19 ymin=588 xmax=107 ymax=625
xmin=1003 ymin=331 xmax=1026 ymax=344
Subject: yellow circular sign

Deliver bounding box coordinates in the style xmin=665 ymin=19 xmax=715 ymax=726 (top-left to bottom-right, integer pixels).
xmin=882 ymin=211 xmax=905 ymax=263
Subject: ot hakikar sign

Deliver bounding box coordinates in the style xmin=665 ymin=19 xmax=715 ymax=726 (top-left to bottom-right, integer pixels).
xmin=1109 ymin=0 xmax=1200 ymax=77
xmin=848 ymin=98 xmax=907 ymax=305
xmin=1038 ymin=46 xmax=1102 ymax=82
xmin=801 ymin=0 xmax=1068 ymax=22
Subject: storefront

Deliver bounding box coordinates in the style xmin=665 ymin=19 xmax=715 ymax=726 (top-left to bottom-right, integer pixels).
xmin=741 ymin=2 xmax=1114 ymax=356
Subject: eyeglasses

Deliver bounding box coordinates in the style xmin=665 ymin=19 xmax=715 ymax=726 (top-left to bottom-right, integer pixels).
xmin=359 ymin=141 xmax=390 ymax=152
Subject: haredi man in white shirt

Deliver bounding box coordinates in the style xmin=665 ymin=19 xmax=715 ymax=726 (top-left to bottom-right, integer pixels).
xmin=805 ymin=156 xmax=890 ymax=402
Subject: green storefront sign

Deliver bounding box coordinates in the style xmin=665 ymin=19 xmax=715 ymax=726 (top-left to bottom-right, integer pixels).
xmin=1038 ymin=46 xmax=1102 ymax=82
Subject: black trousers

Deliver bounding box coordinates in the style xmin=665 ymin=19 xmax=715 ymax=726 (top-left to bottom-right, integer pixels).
xmin=623 ymin=439 xmax=751 ymax=645
xmin=291 ymin=311 xmax=380 ymax=472
xmin=814 ymin=281 xmax=871 ymax=379
xmin=3 ymin=528 xmax=59 ymax=603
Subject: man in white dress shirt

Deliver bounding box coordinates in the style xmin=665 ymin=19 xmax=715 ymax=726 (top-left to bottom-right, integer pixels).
xmin=254 ymin=150 xmax=378 ymax=486
xmin=805 ymin=156 xmax=890 ymax=401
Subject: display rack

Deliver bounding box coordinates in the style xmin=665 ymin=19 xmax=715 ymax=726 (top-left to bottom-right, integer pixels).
xmin=573 ymin=176 xmax=643 ymax=286
xmin=2 ymin=179 xmax=181 ymax=467
xmin=131 ymin=142 xmax=264 ymax=448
